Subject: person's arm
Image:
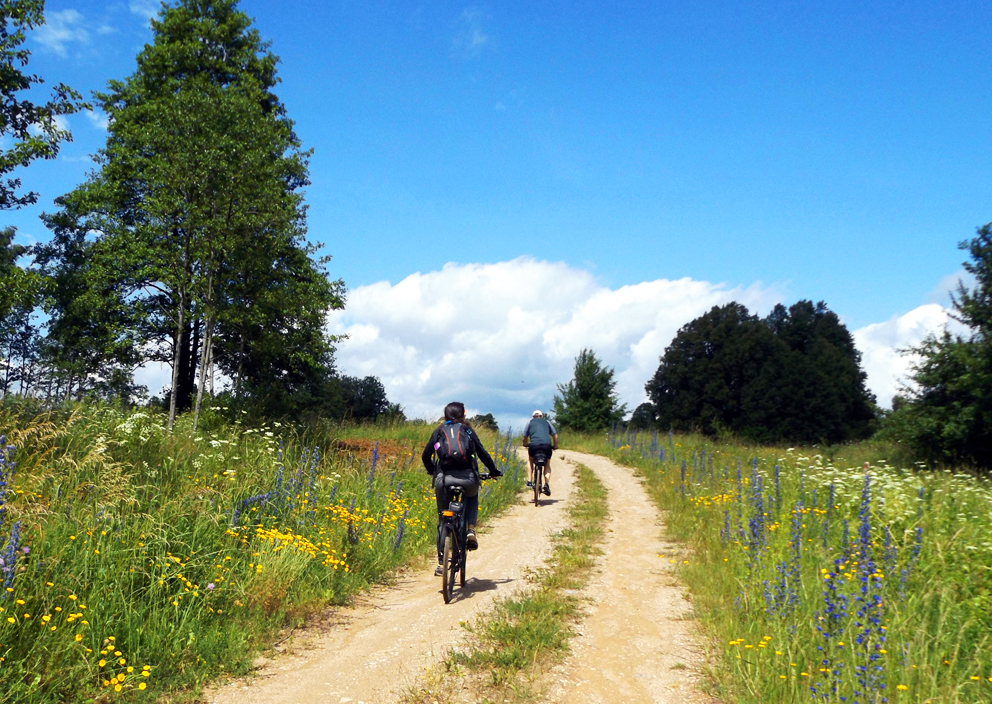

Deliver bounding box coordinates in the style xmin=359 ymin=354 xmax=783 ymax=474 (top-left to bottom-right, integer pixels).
xmin=471 ymin=431 xmax=499 ymax=475
xmin=422 ymin=429 xmax=440 ymax=474
xmin=552 ymin=433 xmax=559 ymax=450
xmin=521 ymin=419 xmax=531 ymax=447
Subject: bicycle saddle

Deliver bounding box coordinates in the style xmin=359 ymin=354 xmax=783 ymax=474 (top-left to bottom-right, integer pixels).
xmin=442 ymin=473 xmax=479 ymax=497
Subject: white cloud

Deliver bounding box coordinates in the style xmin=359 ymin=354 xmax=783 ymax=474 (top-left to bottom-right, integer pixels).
xmin=134 ymin=361 xmax=172 ymax=398
xmin=852 ymin=304 xmax=967 ymax=408
xmin=328 ymin=258 xmax=780 ymax=430
xmin=928 ymin=268 xmax=975 ymax=307
xmin=129 ymin=0 xmax=160 ymax=20
xmin=34 ymin=9 xmax=89 ymax=57
xmin=86 ymin=109 xmax=110 ymax=131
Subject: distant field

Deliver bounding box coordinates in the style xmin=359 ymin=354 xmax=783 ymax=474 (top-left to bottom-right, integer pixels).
xmin=0 ymin=404 xmax=524 ymax=703
xmin=567 ymin=430 xmax=992 ymax=704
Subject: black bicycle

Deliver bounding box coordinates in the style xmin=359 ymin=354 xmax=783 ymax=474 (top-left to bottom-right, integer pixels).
xmin=531 ymin=451 xmax=547 ymax=505
xmin=440 ymin=471 xmax=493 ymax=604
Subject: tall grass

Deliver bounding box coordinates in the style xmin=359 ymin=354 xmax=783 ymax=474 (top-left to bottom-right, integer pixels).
xmin=568 ymin=430 xmax=992 ymax=704
xmin=0 ymin=404 xmax=524 ymax=703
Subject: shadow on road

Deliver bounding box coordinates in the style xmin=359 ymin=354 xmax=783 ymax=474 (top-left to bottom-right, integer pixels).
xmin=440 ymin=576 xmax=515 ymax=604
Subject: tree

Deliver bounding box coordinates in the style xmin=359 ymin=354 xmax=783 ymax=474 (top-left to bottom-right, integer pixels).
xmin=884 ymin=225 xmax=992 ymax=468
xmin=0 ymin=1 xmax=84 ymax=398
xmin=340 ymin=375 xmax=390 ymax=421
xmin=647 ymin=303 xmax=779 ymax=437
xmin=646 ymin=301 xmax=875 ymax=443
xmin=39 ymin=0 xmax=342 ymax=424
xmin=553 ymin=349 xmax=626 ymax=432
xmin=0 ymin=1 xmax=84 ymax=212
xmin=628 ymin=402 xmax=656 ymax=429
xmin=469 ymin=413 xmax=499 ymax=433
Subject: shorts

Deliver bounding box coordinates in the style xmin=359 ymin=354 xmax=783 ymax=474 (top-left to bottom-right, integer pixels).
xmin=528 ymin=444 xmax=553 ymax=461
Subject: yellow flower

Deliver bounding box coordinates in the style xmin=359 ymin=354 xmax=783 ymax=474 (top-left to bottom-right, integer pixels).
xmin=98 ymin=659 xmax=106 ymax=667
xmin=897 ymin=685 xmax=908 ymax=691
xmin=75 ymin=634 xmax=83 ymax=642
xmin=115 ymin=684 xmax=122 ymax=693
xmin=138 ymin=682 xmax=147 ymax=691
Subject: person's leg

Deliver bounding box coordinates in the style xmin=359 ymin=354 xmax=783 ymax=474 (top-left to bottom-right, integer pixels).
xmin=465 ymin=492 xmax=480 ymax=549
xmin=434 ymin=473 xmax=448 ymax=573
xmin=526 ymin=448 xmax=535 ymax=486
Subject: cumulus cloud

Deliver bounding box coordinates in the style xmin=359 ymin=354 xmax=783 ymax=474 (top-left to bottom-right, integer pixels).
xmin=328 ymin=258 xmax=780 ymax=429
xmin=852 ymin=304 xmax=967 ymax=408
xmin=34 ymin=9 xmax=89 ymax=57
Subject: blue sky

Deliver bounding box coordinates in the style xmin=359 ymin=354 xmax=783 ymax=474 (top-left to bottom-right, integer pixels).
xmin=6 ymin=1 xmax=990 ymax=424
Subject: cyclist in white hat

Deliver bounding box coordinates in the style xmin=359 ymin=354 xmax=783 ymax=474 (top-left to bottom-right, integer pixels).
xmin=522 ymin=410 xmax=558 ymax=496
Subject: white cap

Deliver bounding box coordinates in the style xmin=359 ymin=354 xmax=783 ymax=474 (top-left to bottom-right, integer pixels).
xmin=532 ymin=410 xmax=544 ymax=418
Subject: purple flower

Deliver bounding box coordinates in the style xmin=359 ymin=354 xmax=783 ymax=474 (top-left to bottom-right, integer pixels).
xmin=207 ymin=583 xmax=215 ymax=590
xmin=21 ymin=546 xmax=29 ymax=555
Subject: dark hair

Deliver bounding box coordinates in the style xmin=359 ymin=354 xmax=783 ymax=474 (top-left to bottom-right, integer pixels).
xmin=444 ymin=402 xmax=466 ymax=422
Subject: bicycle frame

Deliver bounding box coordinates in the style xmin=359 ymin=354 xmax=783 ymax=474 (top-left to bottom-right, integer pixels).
xmin=439 ymin=471 xmax=491 ymax=604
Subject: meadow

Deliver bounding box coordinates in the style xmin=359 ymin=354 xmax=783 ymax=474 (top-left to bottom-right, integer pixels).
xmin=0 ymin=403 xmax=524 ymax=703
xmin=568 ymin=430 xmax=992 ymax=704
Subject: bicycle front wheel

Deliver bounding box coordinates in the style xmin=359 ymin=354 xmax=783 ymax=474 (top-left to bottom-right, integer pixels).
xmin=442 ymin=528 xmax=456 ymax=604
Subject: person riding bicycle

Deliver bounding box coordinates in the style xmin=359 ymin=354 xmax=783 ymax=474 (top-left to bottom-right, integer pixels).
xmin=522 ymin=410 xmax=558 ymax=496
xmin=422 ymin=402 xmax=501 ymax=576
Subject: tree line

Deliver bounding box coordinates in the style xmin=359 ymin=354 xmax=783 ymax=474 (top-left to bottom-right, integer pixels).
xmin=0 ymin=0 xmax=398 ymax=425
xmin=552 ymin=229 xmax=992 ymax=471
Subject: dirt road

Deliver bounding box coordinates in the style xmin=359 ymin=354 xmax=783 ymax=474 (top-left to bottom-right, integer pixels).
xmin=541 ymin=451 xmax=712 ymax=704
xmin=204 ymin=452 xmax=712 ymax=704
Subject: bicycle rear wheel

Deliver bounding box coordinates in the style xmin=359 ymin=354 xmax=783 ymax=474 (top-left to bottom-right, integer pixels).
xmin=533 ymin=464 xmax=543 ymax=505
xmin=459 ymin=544 xmax=466 ymax=587
xmin=441 ymin=528 xmax=456 ymax=604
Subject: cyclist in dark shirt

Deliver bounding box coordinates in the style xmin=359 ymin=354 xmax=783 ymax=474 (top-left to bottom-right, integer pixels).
xmin=522 ymin=410 xmax=558 ymax=496
xmin=422 ymin=402 xmax=501 ymax=576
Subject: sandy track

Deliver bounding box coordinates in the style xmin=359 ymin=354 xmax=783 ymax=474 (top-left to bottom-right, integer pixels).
xmin=542 ymin=451 xmax=714 ymax=704
xmin=204 ymin=462 xmax=576 ymax=704
xmin=203 ymin=451 xmax=714 ymax=704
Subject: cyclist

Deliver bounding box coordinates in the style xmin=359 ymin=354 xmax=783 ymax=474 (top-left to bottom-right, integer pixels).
xmin=522 ymin=410 xmax=558 ymax=496
xmin=422 ymin=402 xmax=501 ymax=576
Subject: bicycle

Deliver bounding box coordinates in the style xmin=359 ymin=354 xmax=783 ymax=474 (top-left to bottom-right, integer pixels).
xmin=531 ymin=451 xmax=547 ymax=506
xmin=439 ymin=471 xmax=494 ymax=604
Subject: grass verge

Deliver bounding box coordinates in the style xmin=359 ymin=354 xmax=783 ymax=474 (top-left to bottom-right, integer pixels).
xmin=0 ymin=403 xmax=524 ymax=703
xmin=565 ymin=430 xmax=992 ymax=704
xmin=404 ymin=462 xmax=608 ymax=704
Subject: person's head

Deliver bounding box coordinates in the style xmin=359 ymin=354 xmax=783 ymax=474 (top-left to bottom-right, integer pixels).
xmin=444 ymin=402 xmax=466 ymax=423
xmin=532 ymin=410 xmax=544 ymax=419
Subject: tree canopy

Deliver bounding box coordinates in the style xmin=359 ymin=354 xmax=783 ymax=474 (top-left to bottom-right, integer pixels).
xmin=553 ymin=348 xmax=626 ymax=432
xmin=35 ymin=0 xmax=344 ymax=424
xmin=645 ymin=300 xmax=876 ymax=443
xmin=0 ymin=0 xmax=84 ymax=212
xmin=883 ymin=224 xmax=992 ymax=469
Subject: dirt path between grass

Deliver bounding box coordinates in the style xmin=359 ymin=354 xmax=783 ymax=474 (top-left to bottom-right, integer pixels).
xmin=203 ymin=451 xmax=713 ymax=704
xmin=204 ymin=462 xmax=576 ymax=704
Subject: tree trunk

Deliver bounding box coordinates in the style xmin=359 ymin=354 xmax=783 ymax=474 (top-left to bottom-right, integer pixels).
xmin=193 ymin=315 xmax=215 ymax=431
xmin=168 ymin=290 xmax=186 ymax=430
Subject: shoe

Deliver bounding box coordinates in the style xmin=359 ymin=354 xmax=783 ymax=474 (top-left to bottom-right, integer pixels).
xmin=434 ymin=564 xmax=444 ymax=576
xmin=526 ymin=481 xmax=534 ymax=488
xmin=466 ymin=529 xmax=478 ymax=551
xmin=542 ymin=483 xmax=551 ymax=496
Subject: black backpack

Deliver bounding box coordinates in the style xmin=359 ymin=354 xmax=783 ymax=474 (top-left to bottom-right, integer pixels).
xmin=436 ymin=423 xmax=474 ymax=470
